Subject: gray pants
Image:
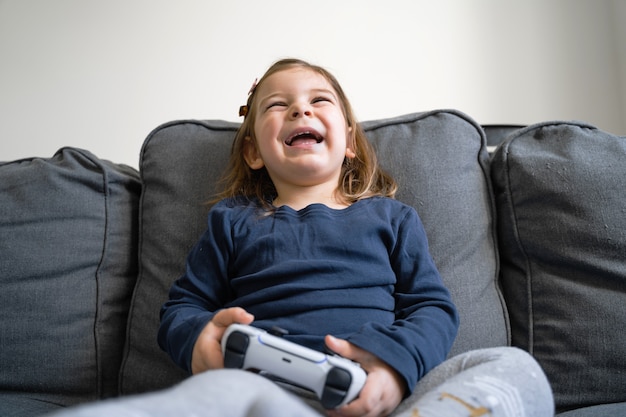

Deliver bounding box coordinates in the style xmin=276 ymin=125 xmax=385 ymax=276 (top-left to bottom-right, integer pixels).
xmin=46 ymin=347 xmax=554 ymax=417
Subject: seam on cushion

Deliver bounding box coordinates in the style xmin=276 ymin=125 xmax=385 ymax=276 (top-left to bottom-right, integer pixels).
xmin=361 ymin=109 xmax=473 ymax=132
xmin=66 ymin=147 xmax=108 ymax=399
xmin=54 ymin=147 xmax=108 ymax=398
xmin=505 ymin=120 xmax=596 ymax=139
xmin=94 ymin=155 xmax=108 ymax=399
xmin=471 ymin=114 xmax=512 ymax=347
xmin=138 ymin=120 xmax=240 ymax=169
xmin=455 ymin=109 xmax=513 ymax=347
xmin=501 ymin=134 xmax=535 ymax=354
xmin=118 ymin=199 xmax=141 ymax=393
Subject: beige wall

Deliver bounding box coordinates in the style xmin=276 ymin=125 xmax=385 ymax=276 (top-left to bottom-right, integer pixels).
xmin=1 ymin=0 xmax=624 ymax=167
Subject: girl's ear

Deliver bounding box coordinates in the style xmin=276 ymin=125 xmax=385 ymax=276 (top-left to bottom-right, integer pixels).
xmin=345 ymin=126 xmax=356 ymax=159
xmin=243 ymin=136 xmax=265 ymax=169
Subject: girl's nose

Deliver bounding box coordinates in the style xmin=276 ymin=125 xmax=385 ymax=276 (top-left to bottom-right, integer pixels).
xmin=290 ymin=104 xmax=312 ymax=119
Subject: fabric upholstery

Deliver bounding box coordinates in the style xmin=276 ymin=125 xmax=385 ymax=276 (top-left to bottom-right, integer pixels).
xmin=120 ymin=110 xmax=509 ymax=394
xmin=0 ymin=148 xmax=141 ymax=414
xmin=556 ymin=402 xmax=626 ymax=417
xmin=491 ymin=121 xmax=626 ymax=412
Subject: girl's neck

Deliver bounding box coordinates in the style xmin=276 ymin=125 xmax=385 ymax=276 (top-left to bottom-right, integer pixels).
xmin=273 ymin=188 xmax=349 ymax=211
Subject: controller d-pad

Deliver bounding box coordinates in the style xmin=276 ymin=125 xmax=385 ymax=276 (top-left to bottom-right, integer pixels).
xmin=321 ymin=367 xmax=352 ymax=409
xmin=223 ymin=331 xmax=249 ymax=369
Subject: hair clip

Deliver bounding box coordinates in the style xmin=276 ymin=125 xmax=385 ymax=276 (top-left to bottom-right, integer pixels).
xmin=248 ymin=78 xmax=258 ymax=96
xmin=238 ymin=78 xmax=258 ymax=117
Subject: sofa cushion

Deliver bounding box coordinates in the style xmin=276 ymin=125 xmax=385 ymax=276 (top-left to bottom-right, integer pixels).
xmin=120 ymin=110 xmax=508 ymax=394
xmin=556 ymin=402 xmax=626 ymax=417
xmin=362 ymin=111 xmax=508 ymax=354
xmin=491 ymin=122 xmax=626 ymax=412
xmin=0 ymin=148 xmax=141 ymax=414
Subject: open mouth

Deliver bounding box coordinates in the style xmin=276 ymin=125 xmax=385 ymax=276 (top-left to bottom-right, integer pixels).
xmin=285 ymin=128 xmax=324 ymax=146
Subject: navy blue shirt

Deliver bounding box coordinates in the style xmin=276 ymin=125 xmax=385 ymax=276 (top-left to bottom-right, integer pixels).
xmin=158 ymin=197 xmax=458 ymax=394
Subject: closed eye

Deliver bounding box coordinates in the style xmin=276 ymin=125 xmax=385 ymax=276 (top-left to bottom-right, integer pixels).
xmin=312 ymin=96 xmax=332 ymax=104
xmin=266 ymin=101 xmax=287 ymax=111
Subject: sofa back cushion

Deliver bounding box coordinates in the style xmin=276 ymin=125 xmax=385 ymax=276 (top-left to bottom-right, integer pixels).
xmin=491 ymin=122 xmax=626 ymax=412
xmin=0 ymin=148 xmax=140 ymax=412
xmin=120 ymin=110 xmax=509 ymax=394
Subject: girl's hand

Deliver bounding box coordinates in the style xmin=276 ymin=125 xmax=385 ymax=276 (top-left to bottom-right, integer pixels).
xmin=190 ymin=307 xmax=254 ymax=374
xmin=324 ymin=335 xmax=405 ymax=417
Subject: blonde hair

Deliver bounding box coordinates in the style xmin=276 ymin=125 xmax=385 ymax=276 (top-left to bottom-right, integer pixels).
xmin=216 ymin=58 xmax=397 ymax=209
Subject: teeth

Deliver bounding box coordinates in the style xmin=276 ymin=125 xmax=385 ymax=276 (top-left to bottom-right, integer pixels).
xmin=286 ymin=130 xmax=322 ymax=145
xmin=289 ymin=132 xmax=308 ymax=144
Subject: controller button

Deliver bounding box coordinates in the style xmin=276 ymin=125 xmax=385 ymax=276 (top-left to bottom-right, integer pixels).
xmin=321 ymin=367 xmax=352 ymax=408
xmin=321 ymin=386 xmax=348 ymax=409
xmin=268 ymin=326 xmax=289 ymax=337
xmin=223 ymin=331 xmax=249 ymax=369
xmin=326 ymin=366 xmax=352 ymax=389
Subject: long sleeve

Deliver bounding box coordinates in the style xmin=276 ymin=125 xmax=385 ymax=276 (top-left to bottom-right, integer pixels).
xmin=346 ymin=208 xmax=459 ymax=395
xmin=158 ymin=197 xmax=458 ymax=389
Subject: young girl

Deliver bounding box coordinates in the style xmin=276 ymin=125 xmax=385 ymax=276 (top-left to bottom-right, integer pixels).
xmin=49 ymin=59 xmax=553 ymax=417
xmin=157 ymin=58 xmax=459 ymax=416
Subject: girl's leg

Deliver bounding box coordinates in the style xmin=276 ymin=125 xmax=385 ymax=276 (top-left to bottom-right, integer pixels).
xmin=45 ymin=369 xmax=322 ymax=417
xmin=392 ymin=347 xmax=554 ymax=417
xmin=47 ymin=348 xmax=553 ymax=417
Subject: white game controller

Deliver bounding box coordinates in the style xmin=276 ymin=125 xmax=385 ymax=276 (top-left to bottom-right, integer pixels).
xmin=221 ymin=323 xmax=367 ymax=409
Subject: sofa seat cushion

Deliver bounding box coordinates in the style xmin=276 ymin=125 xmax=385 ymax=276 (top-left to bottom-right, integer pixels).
xmin=0 ymin=148 xmax=141 ymax=415
xmin=556 ymin=402 xmax=626 ymax=417
xmin=491 ymin=122 xmax=626 ymax=412
xmin=0 ymin=393 xmax=65 ymax=416
xmin=120 ymin=110 xmax=508 ymax=394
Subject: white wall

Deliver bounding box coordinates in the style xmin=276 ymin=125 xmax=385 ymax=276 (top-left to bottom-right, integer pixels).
xmin=1 ymin=0 xmax=624 ymax=168
xmin=612 ymin=0 xmax=626 ymax=126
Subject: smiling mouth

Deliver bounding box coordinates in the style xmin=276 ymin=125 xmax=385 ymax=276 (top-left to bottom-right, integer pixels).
xmin=285 ymin=130 xmax=324 ymax=146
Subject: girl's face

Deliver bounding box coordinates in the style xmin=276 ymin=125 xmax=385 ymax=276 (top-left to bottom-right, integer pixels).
xmin=244 ymin=67 xmax=355 ymax=195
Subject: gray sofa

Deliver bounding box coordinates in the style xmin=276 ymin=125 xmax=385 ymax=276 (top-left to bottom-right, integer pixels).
xmin=1 ymin=110 xmax=624 ymax=416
